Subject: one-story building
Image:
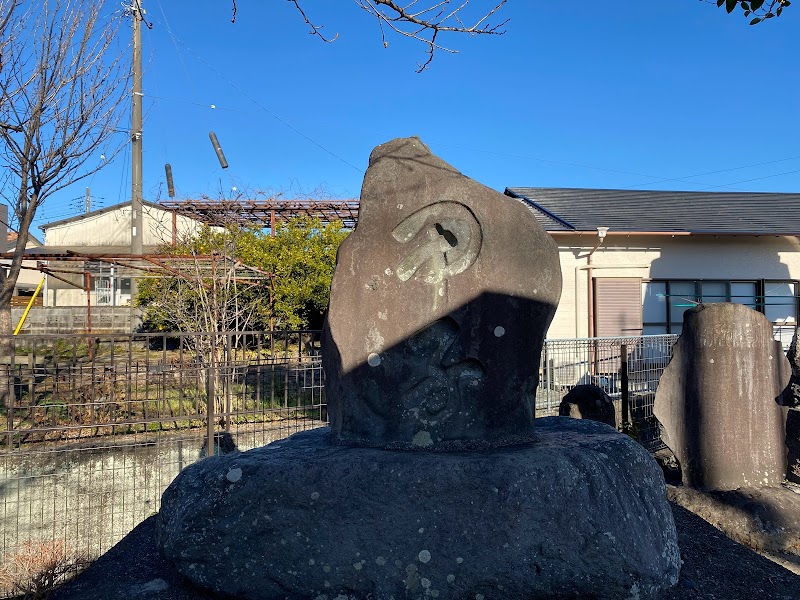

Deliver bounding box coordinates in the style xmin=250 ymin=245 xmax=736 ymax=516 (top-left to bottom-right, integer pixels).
xmin=36 ymin=201 xmax=206 ymax=307
xmin=505 ymin=187 xmax=800 ymax=345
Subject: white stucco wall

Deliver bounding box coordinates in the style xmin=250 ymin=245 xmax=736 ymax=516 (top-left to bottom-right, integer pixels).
xmin=548 ymin=233 xmax=800 ymax=340
xmin=42 ymin=205 xmax=204 ymax=247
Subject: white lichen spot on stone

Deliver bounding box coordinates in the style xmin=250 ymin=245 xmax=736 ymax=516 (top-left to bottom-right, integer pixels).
xmin=376 ymin=556 xmax=387 ymax=566
xmin=418 ymin=527 xmax=425 ymax=534
xmin=223 ymin=547 xmax=230 ymax=554
xmin=226 ymin=467 xmax=242 ymax=483
xmin=384 ymin=268 xmax=393 ymax=277
xmin=430 ymin=590 xmax=440 ymax=598
xmin=323 ymin=565 xmax=331 ymax=573
xmin=447 ymin=574 xmax=455 ymax=583
xmin=378 ymin=310 xmax=388 ymax=320
xmin=353 ymin=561 xmax=364 ymax=570
xmin=456 ymin=557 xmax=464 ymax=564
xmin=476 ymin=594 xmax=485 ymax=600
xmin=311 ymin=492 xmax=320 ymax=500
xmin=418 ymin=550 xmax=431 ymax=563
xmin=140 ymin=579 xmax=169 ymax=594
xmin=421 ymin=578 xmax=431 ymax=589
xmin=709 ymin=358 xmax=715 ymax=364
xmin=309 ymin=558 xmax=316 ymax=566
xmin=494 ymin=326 xmax=505 ymax=338
xmin=412 ymin=431 xmax=433 ymax=447
xmin=398 ymin=204 xmax=404 ymax=209
xmin=368 ymin=353 xmax=382 ymax=367
xmin=629 ymin=582 xmax=640 ymax=600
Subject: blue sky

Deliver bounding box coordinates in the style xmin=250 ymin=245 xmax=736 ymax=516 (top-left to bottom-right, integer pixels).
xmin=37 ymin=1 xmax=800 ymax=232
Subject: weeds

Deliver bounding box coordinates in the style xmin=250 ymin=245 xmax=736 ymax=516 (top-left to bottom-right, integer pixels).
xmin=0 ymin=540 xmax=89 ymax=599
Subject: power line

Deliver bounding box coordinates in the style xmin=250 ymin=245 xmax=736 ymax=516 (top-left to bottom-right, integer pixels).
xmin=168 ymin=35 xmax=363 ymax=174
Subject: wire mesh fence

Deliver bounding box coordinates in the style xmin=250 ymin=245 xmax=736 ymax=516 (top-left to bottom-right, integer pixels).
xmin=0 ymin=330 xmax=326 ymax=597
xmin=0 ymin=330 xmax=690 ymax=597
xmin=537 ymin=334 xmax=679 ymax=451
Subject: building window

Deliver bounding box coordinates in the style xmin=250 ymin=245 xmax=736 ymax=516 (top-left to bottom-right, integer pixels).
xmin=642 ymin=279 xmax=798 ymax=335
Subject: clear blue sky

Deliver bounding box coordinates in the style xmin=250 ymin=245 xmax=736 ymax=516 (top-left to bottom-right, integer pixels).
xmin=36 ymin=1 xmax=800 ymax=232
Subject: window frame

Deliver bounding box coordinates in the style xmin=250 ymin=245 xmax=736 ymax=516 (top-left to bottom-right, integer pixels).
xmin=642 ymin=278 xmax=799 ymax=335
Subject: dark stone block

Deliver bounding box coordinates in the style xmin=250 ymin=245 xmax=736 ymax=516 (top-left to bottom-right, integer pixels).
xmin=654 ymin=303 xmax=790 ymax=491
xmin=157 ymin=420 xmax=680 ymax=600
xmin=558 ymin=384 xmax=616 ymax=428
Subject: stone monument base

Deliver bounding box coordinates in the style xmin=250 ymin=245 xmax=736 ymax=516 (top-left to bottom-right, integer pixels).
xmin=157 ymin=418 xmax=680 ymax=600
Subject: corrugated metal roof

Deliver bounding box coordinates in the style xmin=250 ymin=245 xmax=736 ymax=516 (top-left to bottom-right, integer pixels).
xmin=504 ymin=187 xmax=800 ymax=235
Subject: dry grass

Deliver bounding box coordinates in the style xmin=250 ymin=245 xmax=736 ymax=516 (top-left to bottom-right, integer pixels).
xmin=0 ymin=540 xmax=89 ymax=599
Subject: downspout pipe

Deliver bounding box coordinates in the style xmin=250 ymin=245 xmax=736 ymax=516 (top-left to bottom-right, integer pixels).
xmin=586 ymin=227 xmax=609 ymax=337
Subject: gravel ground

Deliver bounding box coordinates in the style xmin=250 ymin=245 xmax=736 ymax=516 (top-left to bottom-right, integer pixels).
xmin=47 ymin=502 xmax=800 ymax=600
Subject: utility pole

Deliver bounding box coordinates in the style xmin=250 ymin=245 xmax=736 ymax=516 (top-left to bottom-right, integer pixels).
xmin=85 ymin=187 xmax=91 ymax=214
xmin=129 ymin=1 xmax=143 ymax=328
xmin=131 ymin=0 xmax=143 ymax=257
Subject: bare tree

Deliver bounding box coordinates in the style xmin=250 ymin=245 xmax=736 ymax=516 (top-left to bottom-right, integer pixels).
xmin=232 ymin=0 xmax=508 ymax=72
xmin=0 ymin=0 xmax=129 ymax=331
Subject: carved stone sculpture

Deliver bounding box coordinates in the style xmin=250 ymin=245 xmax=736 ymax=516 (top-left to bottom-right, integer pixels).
xmin=157 ymin=138 xmax=680 ymax=600
xmin=323 ymin=137 xmax=561 ymax=448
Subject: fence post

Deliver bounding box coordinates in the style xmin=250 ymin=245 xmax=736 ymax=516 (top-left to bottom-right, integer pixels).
xmin=543 ymin=343 xmax=551 ymax=411
xmin=621 ymin=343 xmax=629 ymax=427
xmin=225 ymin=332 xmax=232 ymax=433
xmin=206 ymin=336 xmax=216 ymax=457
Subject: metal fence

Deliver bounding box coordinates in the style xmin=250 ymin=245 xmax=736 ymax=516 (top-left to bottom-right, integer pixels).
xmin=0 ymin=330 xmax=682 ymax=597
xmin=537 ymin=334 xmax=679 ymax=451
xmin=0 ymin=330 xmax=326 ymax=597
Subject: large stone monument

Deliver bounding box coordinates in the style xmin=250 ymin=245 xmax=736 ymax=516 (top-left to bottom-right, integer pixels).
xmin=323 ymin=137 xmax=560 ymax=448
xmin=156 ymin=137 xmax=680 ymax=599
xmin=654 ymin=303 xmax=790 ymax=490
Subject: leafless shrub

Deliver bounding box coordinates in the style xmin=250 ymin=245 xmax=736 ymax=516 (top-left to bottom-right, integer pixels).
xmin=0 ymin=539 xmax=89 ymax=599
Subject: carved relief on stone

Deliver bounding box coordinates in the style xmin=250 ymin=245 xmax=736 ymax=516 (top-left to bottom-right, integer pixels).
xmin=392 ymin=202 xmax=481 ymax=308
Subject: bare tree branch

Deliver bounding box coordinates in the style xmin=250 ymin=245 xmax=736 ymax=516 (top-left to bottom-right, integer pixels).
xmin=357 ymin=0 xmax=507 ymax=71
xmin=287 ymin=0 xmax=339 ymax=42
xmin=0 ymin=0 xmax=130 ymax=311
xmin=278 ymin=0 xmax=507 ymax=71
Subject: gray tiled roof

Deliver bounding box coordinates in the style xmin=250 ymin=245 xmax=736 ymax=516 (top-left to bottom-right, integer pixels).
xmin=504 ymin=187 xmax=800 ymax=235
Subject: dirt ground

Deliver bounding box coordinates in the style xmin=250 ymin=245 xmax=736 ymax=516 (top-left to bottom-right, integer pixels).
xmin=46 ymin=502 xmax=800 ymax=600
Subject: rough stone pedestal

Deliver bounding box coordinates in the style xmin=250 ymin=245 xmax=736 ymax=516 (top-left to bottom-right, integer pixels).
xmin=157 ymin=418 xmax=680 ymax=600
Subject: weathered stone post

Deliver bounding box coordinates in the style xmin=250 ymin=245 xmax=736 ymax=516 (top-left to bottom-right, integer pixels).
xmin=654 ymin=303 xmax=790 ymax=490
